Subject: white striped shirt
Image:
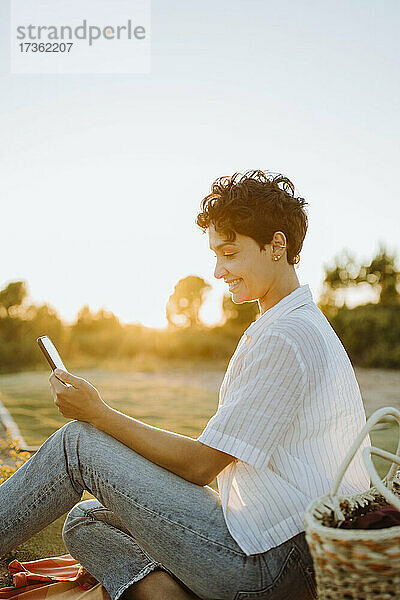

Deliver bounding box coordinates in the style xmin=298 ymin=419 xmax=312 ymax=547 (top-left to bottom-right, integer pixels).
xmin=197 ymin=284 xmax=371 ymax=555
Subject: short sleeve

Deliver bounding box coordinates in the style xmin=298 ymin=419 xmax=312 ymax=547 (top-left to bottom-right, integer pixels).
xmin=197 ymin=332 xmax=307 ymax=471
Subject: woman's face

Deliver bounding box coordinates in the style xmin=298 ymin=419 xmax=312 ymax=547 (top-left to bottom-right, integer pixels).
xmin=209 ymin=225 xmax=280 ymax=307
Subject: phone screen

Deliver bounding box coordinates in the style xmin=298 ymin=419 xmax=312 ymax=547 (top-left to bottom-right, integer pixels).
xmin=37 ymin=336 xmax=67 ymax=371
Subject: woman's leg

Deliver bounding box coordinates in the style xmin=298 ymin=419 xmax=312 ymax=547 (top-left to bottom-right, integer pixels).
xmin=0 ymin=421 xmax=84 ymax=553
xmin=0 ymin=419 xmax=315 ymax=600
xmin=62 ymin=496 xmax=317 ymax=600
xmin=0 ymin=419 xmax=262 ymax=600
xmin=62 ymin=499 xmax=199 ymax=600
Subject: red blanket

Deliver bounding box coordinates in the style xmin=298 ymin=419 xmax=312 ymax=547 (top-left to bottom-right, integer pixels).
xmin=0 ymin=555 xmax=109 ymax=600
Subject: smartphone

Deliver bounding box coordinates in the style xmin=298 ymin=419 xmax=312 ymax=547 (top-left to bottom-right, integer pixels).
xmin=37 ymin=335 xmax=67 ymax=372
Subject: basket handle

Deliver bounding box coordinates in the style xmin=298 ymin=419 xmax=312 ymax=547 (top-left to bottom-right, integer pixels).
xmin=328 ymin=407 xmax=400 ymax=510
xmin=362 ymin=446 xmax=400 ymax=511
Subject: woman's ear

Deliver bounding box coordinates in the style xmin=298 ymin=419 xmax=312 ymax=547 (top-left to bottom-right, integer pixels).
xmin=270 ymin=232 xmax=288 ymax=262
xmin=271 ymin=231 xmax=287 ymax=249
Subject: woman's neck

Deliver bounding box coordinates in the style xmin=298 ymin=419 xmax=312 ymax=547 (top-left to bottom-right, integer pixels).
xmin=258 ymin=271 xmax=300 ymax=314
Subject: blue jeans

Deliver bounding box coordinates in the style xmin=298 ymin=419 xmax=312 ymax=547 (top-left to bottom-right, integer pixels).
xmin=0 ymin=421 xmax=317 ymax=600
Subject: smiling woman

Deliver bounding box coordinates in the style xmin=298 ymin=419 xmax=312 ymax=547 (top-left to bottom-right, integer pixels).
xmin=197 ymin=170 xmax=308 ymax=265
xmin=198 ymin=170 xmax=309 ymax=313
xmin=0 ymin=169 xmax=371 ymax=600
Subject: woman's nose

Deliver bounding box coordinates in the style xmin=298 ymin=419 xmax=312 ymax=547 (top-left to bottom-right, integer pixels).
xmin=214 ymin=260 xmax=227 ymax=280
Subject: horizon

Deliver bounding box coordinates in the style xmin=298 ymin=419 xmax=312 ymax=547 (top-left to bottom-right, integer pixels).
xmin=0 ymin=270 xmax=383 ymax=330
xmin=1 ymin=0 xmax=399 ymax=328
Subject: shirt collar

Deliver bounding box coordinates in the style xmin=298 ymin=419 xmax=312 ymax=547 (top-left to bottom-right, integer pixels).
xmin=245 ymin=284 xmax=313 ymax=337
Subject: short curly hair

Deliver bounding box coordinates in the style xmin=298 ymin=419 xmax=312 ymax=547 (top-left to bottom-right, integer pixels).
xmin=196 ymin=170 xmax=308 ymax=265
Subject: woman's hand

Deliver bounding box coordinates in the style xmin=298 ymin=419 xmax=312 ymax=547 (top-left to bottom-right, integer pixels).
xmin=49 ymin=369 xmax=108 ymax=424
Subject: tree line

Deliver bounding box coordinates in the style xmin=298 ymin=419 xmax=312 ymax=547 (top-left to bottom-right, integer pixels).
xmin=0 ymin=245 xmax=399 ymax=373
xmin=319 ymin=245 xmax=400 ymax=368
xmin=0 ymin=277 xmax=258 ymax=372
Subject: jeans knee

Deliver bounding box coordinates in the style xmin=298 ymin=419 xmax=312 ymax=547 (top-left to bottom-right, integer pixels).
xmin=58 ymin=420 xmax=99 ymax=452
xmin=63 ymin=499 xmax=99 ymax=542
xmin=62 ymin=419 xmax=95 ymax=438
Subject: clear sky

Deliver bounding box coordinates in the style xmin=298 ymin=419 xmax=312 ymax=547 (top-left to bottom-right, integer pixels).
xmin=1 ymin=0 xmax=399 ymax=327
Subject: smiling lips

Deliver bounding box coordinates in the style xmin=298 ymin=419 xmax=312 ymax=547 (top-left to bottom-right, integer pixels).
xmin=226 ymin=278 xmax=242 ymax=292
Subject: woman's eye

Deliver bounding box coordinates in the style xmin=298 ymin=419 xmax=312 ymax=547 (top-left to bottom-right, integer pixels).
xmin=224 ymin=253 xmax=236 ymax=258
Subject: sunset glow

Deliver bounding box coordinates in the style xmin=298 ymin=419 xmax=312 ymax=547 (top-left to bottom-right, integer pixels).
xmin=1 ymin=1 xmax=399 ymax=328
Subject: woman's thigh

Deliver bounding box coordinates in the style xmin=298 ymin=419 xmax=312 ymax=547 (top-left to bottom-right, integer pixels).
xmin=65 ymin=421 xmax=315 ymax=600
xmin=65 ymin=497 xmax=263 ymax=600
xmin=65 ymin=421 xmax=263 ymax=598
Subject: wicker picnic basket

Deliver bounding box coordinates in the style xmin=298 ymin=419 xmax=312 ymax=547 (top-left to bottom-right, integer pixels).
xmin=304 ymin=406 xmax=400 ymax=600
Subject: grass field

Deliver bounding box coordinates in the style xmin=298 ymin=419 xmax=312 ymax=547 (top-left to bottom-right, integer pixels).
xmin=0 ymin=365 xmax=398 ymax=475
xmin=0 ymin=368 xmax=221 ymax=447
xmin=0 ymin=365 xmax=399 ymax=565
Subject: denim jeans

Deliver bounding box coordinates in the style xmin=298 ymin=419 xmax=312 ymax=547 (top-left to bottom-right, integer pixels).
xmin=0 ymin=421 xmax=317 ymax=600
